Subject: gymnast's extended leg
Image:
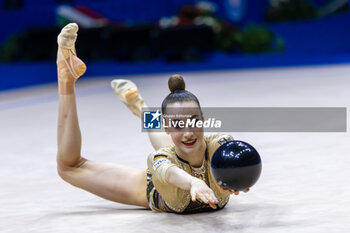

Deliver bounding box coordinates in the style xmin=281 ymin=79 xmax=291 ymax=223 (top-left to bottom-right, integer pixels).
xmin=56 ymin=23 xmax=148 ymax=208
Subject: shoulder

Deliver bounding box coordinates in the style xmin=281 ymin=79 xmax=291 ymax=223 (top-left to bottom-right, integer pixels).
xmin=147 ymin=145 xmax=176 ymax=169
xmin=147 ymin=145 xmax=176 ymax=160
xmin=205 ymin=133 xmax=234 ymax=145
xmin=205 ymin=134 xmax=234 ymax=159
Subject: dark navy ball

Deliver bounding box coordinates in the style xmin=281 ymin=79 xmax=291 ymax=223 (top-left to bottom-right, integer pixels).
xmin=211 ymin=140 xmax=262 ymax=191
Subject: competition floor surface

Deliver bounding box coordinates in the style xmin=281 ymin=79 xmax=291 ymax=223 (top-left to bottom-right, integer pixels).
xmin=1 ymin=64 xmax=349 ymax=233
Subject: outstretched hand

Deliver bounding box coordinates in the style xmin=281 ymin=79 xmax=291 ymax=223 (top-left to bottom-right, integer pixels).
xmin=190 ymin=178 xmax=219 ymax=209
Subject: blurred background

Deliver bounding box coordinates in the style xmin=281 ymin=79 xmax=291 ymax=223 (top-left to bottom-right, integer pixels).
xmin=0 ymin=0 xmax=349 ymax=91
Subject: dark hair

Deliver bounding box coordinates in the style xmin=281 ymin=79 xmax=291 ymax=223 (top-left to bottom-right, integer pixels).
xmin=161 ymin=74 xmax=201 ymax=113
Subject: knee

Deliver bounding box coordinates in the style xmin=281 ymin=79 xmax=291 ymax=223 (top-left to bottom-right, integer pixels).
xmin=56 ymin=163 xmax=71 ymax=182
xmin=56 ymin=152 xmax=86 ymax=167
xmin=56 ymin=157 xmax=87 ymax=182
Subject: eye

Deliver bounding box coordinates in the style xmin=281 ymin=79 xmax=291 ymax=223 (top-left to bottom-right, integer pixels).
xmin=172 ymin=120 xmax=183 ymax=130
xmin=187 ymin=118 xmax=200 ymax=128
xmin=194 ymin=118 xmax=203 ymax=129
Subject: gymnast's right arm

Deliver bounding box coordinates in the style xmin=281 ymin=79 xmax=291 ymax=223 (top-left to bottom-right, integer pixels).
xmin=166 ymin=166 xmax=218 ymax=208
xmin=149 ymin=155 xmax=219 ymax=209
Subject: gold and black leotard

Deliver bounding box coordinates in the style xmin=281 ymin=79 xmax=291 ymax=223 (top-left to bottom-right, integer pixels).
xmin=146 ymin=134 xmax=234 ymax=213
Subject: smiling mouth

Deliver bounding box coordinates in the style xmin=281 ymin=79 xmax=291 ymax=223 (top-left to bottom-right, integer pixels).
xmin=182 ymin=139 xmax=197 ymax=146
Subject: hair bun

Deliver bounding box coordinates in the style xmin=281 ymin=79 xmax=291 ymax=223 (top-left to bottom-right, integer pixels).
xmin=168 ymin=74 xmax=185 ymax=93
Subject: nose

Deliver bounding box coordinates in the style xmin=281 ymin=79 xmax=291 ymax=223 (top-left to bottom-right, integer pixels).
xmin=183 ymin=131 xmax=194 ymax=139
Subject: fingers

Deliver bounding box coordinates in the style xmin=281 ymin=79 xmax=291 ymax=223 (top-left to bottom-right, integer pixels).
xmin=233 ymin=188 xmax=250 ymax=194
xmin=198 ymin=193 xmax=209 ymax=203
xmin=221 ymin=187 xmax=235 ymax=195
xmin=191 ymin=189 xmax=197 ymax=202
xmin=190 ymin=179 xmax=219 ymax=209
xmin=200 ymin=193 xmax=218 ymax=209
xmin=220 ymin=186 xmax=251 ymax=195
xmin=227 ymin=189 xmax=235 ymax=195
xmin=220 ymin=187 xmax=239 ymax=195
xmin=199 ymin=194 xmax=218 ymax=210
xmin=209 ymin=202 xmax=217 ymax=209
xmin=193 ymin=191 xmax=218 ymax=209
xmin=205 ymin=192 xmax=218 ymax=205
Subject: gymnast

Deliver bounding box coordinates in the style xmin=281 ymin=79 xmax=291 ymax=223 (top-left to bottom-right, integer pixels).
xmin=56 ymin=23 xmax=248 ymax=213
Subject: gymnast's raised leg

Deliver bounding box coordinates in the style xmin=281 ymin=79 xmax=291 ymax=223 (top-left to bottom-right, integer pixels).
xmin=111 ymin=79 xmax=173 ymax=150
xmin=56 ymin=23 xmax=148 ymax=208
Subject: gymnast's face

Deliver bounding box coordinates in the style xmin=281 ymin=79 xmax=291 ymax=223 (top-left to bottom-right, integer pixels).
xmin=164 ymin=101 xmax=204 ymax=156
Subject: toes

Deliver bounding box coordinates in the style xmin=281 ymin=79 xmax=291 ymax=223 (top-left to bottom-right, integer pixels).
xmin=58 ymin=23 xmax=79 ymax=49
xmin=63 ymin=23 xmax=78 ymax=33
